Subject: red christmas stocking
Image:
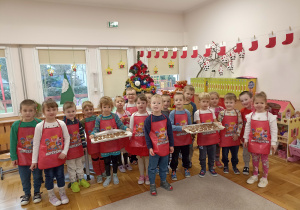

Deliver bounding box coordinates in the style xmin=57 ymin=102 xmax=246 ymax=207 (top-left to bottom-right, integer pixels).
xmin=249 ymin=38 xmax=258 ymax=51
xmin=181 ymin=47 xmax=187 ymax=59
xmin=162 ymin=48 xmax=168 ymax=59
xmin=147 ymin=50 xmax=152 ymax=58
xmin=154 ymin=49 xmax=160 ymax=58
xmin=266 ymin=33 xmax=276 ymax=48
xmin=218 ymin=43 xmax=226 ymax=56
xmin=171 ymin=48 xmax=177 ymax=59
xmin=203 ymin=45 xmax=211 ymax=57
xmin=191 ymin=46 xmax=198 ymax=58
xmin=140 ymin=50 xmax=144 ymax=57
xmin=234 ymin=42 xmax=243 ymax=53
xmin=282 ymin=32 xmax=294 ymax=45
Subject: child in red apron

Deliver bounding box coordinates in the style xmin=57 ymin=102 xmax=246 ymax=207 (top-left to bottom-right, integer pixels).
xmin=209 ymin=91 xmax=225 ymax=169
xmin=144 ymin=94 xmax=174 ymax=196
xmin=90 ymin=96 xmax=130 ymax=187
xmin=244 ymin=92 xmax=278 ymax=188
xmin=124 ymin=87 xmax=138 ymax=164
xmin=145 ymin=92 xmax=153 ymax=112
xmin=10 ymin=99 xmax=43 ymax=206
xmin=80 ymin=101 xmax=106 ymax=184
xmin=239 ymin=91 xmax=254 ymax=175
xmin=218 ymin=93 xmax=243 ymax=175
xmin=169 ymin=93 xmax=192 ymax=180
xmin=161 ymin=94 xmax=171 ymax=117
xmin=30 ymin=99 xmax=70 ymax=207
xmin=194 ymin=92 xmax=220 ymax=178
xmin=63 ymin=102 xmax=90 ymax=193
xmin=114 ymin=96 xmax=132 ymax=172
xmin=127 ymin=94 xmax=151 ymax=185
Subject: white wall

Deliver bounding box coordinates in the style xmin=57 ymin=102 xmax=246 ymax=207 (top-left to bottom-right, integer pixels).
xmin=183 ymin=0 xmax=300 ymax=110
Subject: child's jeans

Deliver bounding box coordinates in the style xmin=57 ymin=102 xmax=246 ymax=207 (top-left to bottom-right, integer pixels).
xmin=148 ymin=154 xmax=169 ymax=184
xmin=252 ymin=153 xmax=269 ymax=178
xmin=44 ymin=164 xmax=65 ymax=190
xmin=221 ymin=145 xmax=239 ymax=168
xmin=18 ymin=165 xmax=43 ymax=195
xmin=199 ymin=144 xmax=216 ymax=171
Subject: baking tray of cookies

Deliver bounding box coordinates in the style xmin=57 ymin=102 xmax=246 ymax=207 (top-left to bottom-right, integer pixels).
xmin=183 ymin=122 xmax=225 ymax=134
xmin=91 ymin=129 xmax=132 ymax=144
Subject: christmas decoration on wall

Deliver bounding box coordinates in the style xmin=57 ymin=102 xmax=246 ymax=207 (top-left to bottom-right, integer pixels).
xmin=203 ymin=44 xmax=211 ymax=57
xmin=266 ymin=31 xmax=276 ymax=48
xmin=218 ymin=65 xmax=223 ymax=76
xmin=154 ymin=49 xmax=160 ymax=58
xmin=106 ymin=66 xmax=113 ymax=74
xmin=162 ymin=48 xmax=168 ymax=59
xmin=282 ymin=27 xmax=293 ymax=45
xmin=181 ymin=47 xmax=187 ymax=59
xmin=154 ymin=65 xmax=158 ymax=74
xmin=230 ymin=50 xmax=236 ymax=60
xmin=218 ymin=42 xmax=226 ymax=56
xmin=123 ymin=60 xmax=156 ymax=95
xmin=249 ymin=35 xmax=258 ymax=51
xmin=47 ymin=67 xmax=54 ymax=76
xmin=168 ymin=60 xmax=174 ymax=68
xmin=238 ymin=49 xmax=245 ymax=58
xmin=140 ymin=50 xmax=144 ymax=57
xmin=72 ymin=64 xmax=77 ymax=72
xmin=234 ymin=39 xmax=243 ymax=53
xmin=147 ymin=48 xmax=152 ymax=58
xmin=191 ymin=46 xmax=198 ymax=58
xmin=171 ymin=48 xmax=177 ymax=59
xmin=118 ymin=61 xmax=125 ymax=69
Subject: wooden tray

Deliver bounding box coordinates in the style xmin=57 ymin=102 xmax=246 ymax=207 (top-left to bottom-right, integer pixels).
xmin=183 ymin=122 xmax=225 ymax=134
xmin=91 ymin=129 xmax=132 ymax=144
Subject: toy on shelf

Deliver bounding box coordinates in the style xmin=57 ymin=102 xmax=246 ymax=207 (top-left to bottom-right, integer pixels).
xmin=287 ymin=137 xmax=300 ymax=162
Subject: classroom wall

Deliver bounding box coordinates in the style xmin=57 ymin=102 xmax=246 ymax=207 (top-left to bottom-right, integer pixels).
xmin=183 ymin=0 xmax=300 ymax=110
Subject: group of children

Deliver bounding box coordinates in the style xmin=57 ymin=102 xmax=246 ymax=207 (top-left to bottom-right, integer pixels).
xmin=10 ymin=85 xmax=277 ymax=206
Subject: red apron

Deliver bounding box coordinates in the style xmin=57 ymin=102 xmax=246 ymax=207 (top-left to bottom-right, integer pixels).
xmin=126 ymin=115 xmax=149 ymax=156
xmin=118 ymin=112 xmax=130 ymax=149
xmin=38 ymin=121 xmax=65 ymax=170
xmin=85 ymin=120 xmax=100 ymax=155
xmin=173 ymin=110 xmax=192 ymax=146
xmin=248 ymin=112 xmax=271 ymax=155
xmin=99 ymin=114 xmax=123 ymax=153
xmin=219 ymin=110 xmax=240 ymax=147
xmin=125 ymin=104 xmax=138 ymax=115
xmin=149 ymin=115 xmax=169 ymax=156
xmin=197 ymin=110 xmax=220 ymax=146
xmin=17 ymin=120 xmax=38 ymax=166
xmin=65 ymin=122 xmax=84 ymax=160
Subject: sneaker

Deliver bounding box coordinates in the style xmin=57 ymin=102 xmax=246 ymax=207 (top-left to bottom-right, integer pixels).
xmin=160 ymin=181 xmax=173 ymax=191
xmin=103 ymin=176 xmax=111 ymax=187
xmin=97 ymin=175 xmax=103 ymax=183
xmin=171 ymin=171 xmax=177 ymax=180
xmin=138 ymin=175 xmax=145 ymax=184
xmin=49 ymin=194 xmax=61 ymax=206
xmin=209 ymin=169 xmax=217 ymax=177
xmin=20 ymin=194 xmax=31 ymax=206
xmin=247 ymin=175 xmax=258 ymax=184
xmin=58 ymin=188 xmax=69 ymax=204
xmin=184 ymin=169 xmax=191 ymax=178
xmin=223 ymin=167 xmax=229 ymax=174
xmin=258 ymin=177 xmax=268 ymax=188
xmin=113 ymin=173 xmax=119 ymax=185
xmin=125 ymin=164 xmax=132 ymax=171
xmin=243 ymin=167 xmax=249 ymax=175
xmin=145 ymin=176 xmax=150 ymax=185
xmin=215 ymin=160 xmax=223 ymax=168
xmin=199 ymin=170 xmax=206 ymax=178
xmin=118 ymin=165 xmax=126 ymax=173
xmin=233 ymin=167 xmax=240 ymax=175
xmin=33 ymin=192 xmax=42 ymax=204
xmin=150 ymin=184 xmax=157 ymax=196
xmin=79 ymin=179 xmax=90 ymax=188
xmin=102 ymin=172 xmax=107 ymax=178
xmin=71 ymin=182 xmax=80 ymax=193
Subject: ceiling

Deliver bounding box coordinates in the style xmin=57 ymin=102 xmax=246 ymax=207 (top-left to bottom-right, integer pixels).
xmin=32 ymin=0 xmax=213 ymax=13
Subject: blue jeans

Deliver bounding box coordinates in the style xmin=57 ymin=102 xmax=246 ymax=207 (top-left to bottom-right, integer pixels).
xmin=222 ymin=145 xmax=239 ymax=168
xmin=148 ymin=154 xmax=169 ymax=184
xmin=44 ymin=164 xmax=65 ymax=190
xmin=18 ymin=165 xmax=43 ymax=195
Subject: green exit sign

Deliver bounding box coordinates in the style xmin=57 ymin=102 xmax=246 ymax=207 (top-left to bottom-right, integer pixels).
xmin=108 ymin=21 xmax=118 ymax=28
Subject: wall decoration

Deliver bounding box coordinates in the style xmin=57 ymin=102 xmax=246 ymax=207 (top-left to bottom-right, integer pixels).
xmin=282 ymin=27 xmax=294 ymax=45
xmin=154 ymin=65 xmax=158 ymax=74
xmin=168 ymin=60 xmax=174 ymax=68
xmin=47 ymin=67 xmax=54 ymax=76
xmin=181 ymin=47 xmax=187 ymax=59
xmin=119 ymin=61 xmax=125 ymax=69
xmin=191 ymin=46 xmax=198 ymax=58
xmin=162 ymin=48 xmax=168 ymax=59
xmin=171 ymin=48 xmax=177 ymax=59
xmin=154 ymin=49 xmax=160 ymax=58
xmin=72 ymin=64 xmax=77 ymax=72
xmin=140 ymin=50 xmax=144 ymax=57
xmin=203 ymin=44 xmax=211 ymax=57
xmin=106 ymin=66 xmax=113 ymax=74
xmin=147 ymin=48 xmax=152 ymax=58
xmin=266 ymin=32 xmax=276 ymax=48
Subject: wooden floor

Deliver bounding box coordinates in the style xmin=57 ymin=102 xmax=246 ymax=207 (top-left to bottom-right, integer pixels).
xmin=1 ymin=146 xmax=300 ymax=210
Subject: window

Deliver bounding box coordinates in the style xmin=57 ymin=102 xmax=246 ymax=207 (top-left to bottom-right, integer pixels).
xmin=151 ymin=74 xmax=178 ymax=91
xmin=0 ymin=49 xmax=13 ymax=114
xmin=38 ymin=49 xmax=88 ymax=107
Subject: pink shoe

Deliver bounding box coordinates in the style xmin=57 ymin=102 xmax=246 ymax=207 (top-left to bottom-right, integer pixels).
xmin=138 ymin=176 xmax=144 ymax=184
xmin=145 ymin=176 xmax=150 ymax=185
xmin=125 ymin=164 xmax=133 ymax=171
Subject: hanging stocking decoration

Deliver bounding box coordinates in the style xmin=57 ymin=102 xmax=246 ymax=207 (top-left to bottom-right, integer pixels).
xmin=140 ymin=50 xmax=144 ymax=57
xmin=282 ymin=27 xmax=294 ymax=45
xmin=146 ymin=49 xmax=152 ymax=58
xmin=181 ymin=47 xmax=187 ymax=59
xmin=203 ymin=44 xmax=211 ymax=57
xmin=171 ymin=48 xmax=177 ymax=59
xmin=239 ymin=49 xmax=245 ymax=58
xmin=218 ymin=65 xmax=223 ymax=76
xmin=191 ymin=46 xmax=198 ymax=58
xmin=218 ymin=42 xmax=226 ymax=56
xmin=230 ymin=50 xmax=236 ymax=60
xmin=162 ymin=48 xmax=168 ymax=59
xmin=265 ymin=32 xmax=276 ymax=48
xmin=249 ymin=36 xmax=258 ymax=51
xmin=234 ymin=40 xmax=243 ymax=53
xmin=154 ymin=49 xmax=160 ymax=58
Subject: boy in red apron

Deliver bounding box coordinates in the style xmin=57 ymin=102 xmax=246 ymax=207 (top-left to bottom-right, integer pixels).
xmin=244 ymin=92 xmax=278 ymax=188
xmin=169 ymin=93 xmax=192 ymax=180
xmin=127 ymin=94 xmax=151 ymax=185
xmin=218 ymin=93 xmax=243 ymax=174
xmin=90 ymin=96 xmax=130 ymax=187
xmin=63 ymin=102 xmax=90 ymax=193
xmin=80 ymin=101 xmax=106 ymax=184
xmin=30 ymin=99 xmax=70 ymax=207
xmin=209 ymin=91 xmax=224 ymax=169
xmin=239 ymin=91 xmax=253 ymax=175
xmin=144 ymin=94 xmax=174 ymax=196
xmin=194 ymin=92 xmax=220 ymax=178
xmin=10 ymin=99 xmax=43 ymax=206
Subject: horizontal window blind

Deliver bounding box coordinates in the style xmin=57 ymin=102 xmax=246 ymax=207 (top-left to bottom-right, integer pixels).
xmin=0 ymin=49 xmax=5 ymax=57
xmin=38 ymin=49 xmax=86 ymax=64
